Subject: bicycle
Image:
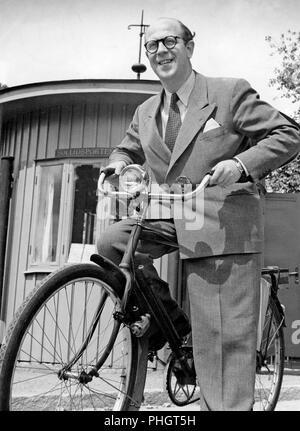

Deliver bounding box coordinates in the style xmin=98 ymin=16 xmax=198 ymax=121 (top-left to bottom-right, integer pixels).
xmin=254 ymin=266 xmax=286 ymax=411
xmin=0 ymin=164 xmax=285 ymax=411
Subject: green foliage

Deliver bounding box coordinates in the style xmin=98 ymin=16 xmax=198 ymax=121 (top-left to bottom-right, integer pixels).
xmin=265 ymin=155 xmax=300 ymax=193
xmin=0 ymin=82 xmax=7 ymax=90
xmin=265 ymin=30 xmax=300 ymax=192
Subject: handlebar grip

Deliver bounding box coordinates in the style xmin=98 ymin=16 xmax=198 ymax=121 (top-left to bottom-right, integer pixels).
xmin=98 ymin=172 xmax=107 ymax=194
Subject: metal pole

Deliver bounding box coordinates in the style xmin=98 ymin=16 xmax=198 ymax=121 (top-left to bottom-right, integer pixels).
xmin=128 ymin=10 xmax=149 ymax=79
xmin=137 ymin=10 xmax=144 ymax=65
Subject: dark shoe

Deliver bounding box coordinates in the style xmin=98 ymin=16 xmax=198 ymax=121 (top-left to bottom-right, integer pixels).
xmin=148 ymin=313 xmax=191 ymax=352
xmin=171 ymin=347 xmax=196 ymax=386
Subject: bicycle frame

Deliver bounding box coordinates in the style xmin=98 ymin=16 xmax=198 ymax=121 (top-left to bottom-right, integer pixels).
xmin=97 ymin=168 xmax=210 ymax=319
xmin=258 ymin=267 xmax=287 ymax=356
xmin=95 ymin=167 xmax=287 ymax=403
xmin=261 ymin=266 xmax=287 ymax=325
xmin=92 ymin=169 xmax=211 ymax=374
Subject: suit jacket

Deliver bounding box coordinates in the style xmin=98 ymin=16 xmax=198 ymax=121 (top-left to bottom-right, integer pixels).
xmin=109 ymin=72 xmax=300 ymax=259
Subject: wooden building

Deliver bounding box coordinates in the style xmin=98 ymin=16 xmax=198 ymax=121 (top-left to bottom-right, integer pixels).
xmin=0 ymin=79 xmax=165 ymax=342
xmin=0 ymin=79 xmax=300 ymax=359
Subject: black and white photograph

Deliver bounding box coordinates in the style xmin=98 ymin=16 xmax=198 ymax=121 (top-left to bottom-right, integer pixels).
xmin=0 ymin=0 xmax=300 ymax=414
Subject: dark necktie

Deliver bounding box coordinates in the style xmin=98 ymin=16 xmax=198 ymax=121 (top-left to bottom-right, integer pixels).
xmin=164 ymin=93 xmax=182 ymax=152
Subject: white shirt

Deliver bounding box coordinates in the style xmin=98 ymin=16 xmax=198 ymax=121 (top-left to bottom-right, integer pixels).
xmin=160 ymin=71 xmax=195 ymax=140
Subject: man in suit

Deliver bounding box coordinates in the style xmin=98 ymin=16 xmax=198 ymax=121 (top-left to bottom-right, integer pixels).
xmin=97 ymin=17 xmax=300 ymax=410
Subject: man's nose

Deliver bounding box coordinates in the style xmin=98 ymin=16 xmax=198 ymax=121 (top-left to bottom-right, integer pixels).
xmin=156 ymin=40 xmax=168 ymax=54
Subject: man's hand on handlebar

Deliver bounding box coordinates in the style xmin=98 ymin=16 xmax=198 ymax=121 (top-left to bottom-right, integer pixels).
xmin=100 ymin=161 xmax=127 ymax=187
xmin=209 ymin=160 xmax=242 ymax=187
xmin=101 ymin=161 xmax=127 ymax=176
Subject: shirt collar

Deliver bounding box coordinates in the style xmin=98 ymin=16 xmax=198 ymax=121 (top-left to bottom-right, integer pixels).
xmin=164 ymin=71 xmax=195 ymax=107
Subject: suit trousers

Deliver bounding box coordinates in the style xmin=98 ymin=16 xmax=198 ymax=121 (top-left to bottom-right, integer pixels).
xmin=97 ymin=218 xmax=261 ymax=411
xmin=186 ymin=254 xmax=261 ymax=411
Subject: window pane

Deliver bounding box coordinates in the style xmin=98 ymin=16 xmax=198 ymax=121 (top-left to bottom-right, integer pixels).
xmin=32 ymin=165 xmax=63 ymax=263
xmin=71 ymin=165 xmax=100 ymax=245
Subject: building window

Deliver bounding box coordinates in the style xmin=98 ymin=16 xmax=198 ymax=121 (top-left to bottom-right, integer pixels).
xmin=71 ymin=165 xmax=100 ymax=246
xmin=29 ymin=160 xmax=111 ymax=271
xmin=30 ymin=164 xmax=63 ymax=266
xmin=67 ymin=164 xmax=102 ymax=263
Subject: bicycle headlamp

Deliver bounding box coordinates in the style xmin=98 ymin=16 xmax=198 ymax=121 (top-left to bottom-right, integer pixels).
xmin=119 ymin=164 xmax=150 ymax=194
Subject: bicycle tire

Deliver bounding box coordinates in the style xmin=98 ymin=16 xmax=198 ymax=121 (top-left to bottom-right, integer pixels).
xmin=255 ymin=295 xmax=285 ymax=411
xmin=0 ymin=263 xmax=149 ymax=411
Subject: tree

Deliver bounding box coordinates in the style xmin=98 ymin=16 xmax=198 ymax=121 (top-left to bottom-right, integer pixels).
xmin=0 ymin=83 xmax=7 ymax=90
xmin=265 ymin=30 xmax=300 ymax=193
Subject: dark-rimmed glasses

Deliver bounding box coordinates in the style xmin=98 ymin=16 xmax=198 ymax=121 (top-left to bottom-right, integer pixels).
xmin=144 ymin=36 xmax=186 ymax=54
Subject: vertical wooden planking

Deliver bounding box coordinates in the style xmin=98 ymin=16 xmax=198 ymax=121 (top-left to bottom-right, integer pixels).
xmin=1 ymin=119 xmax=8 ymax=155
xmin=36 ymin=108 xmax=49 ymax=160
xmin=94 ymin=102 xmax=100 ymax=149
xmin=70 ymin=104 xmax=85 ymax=149
xmin=46 ymin=106 xmax=61 ymax=158
xmin=58 ymin=104 xmax=72 ymax=150
xmin=0 ymin=117 xmax=18 ymax=331
xmin=5 ymin=113 xmax=27 ymax=320
xmin=2 ymin=118 xmax=15 ymax=157
xmin=96 ymin=103 xmax=111 ymax=148
xmin=110 ymin=103 xmax=123 ymax=147
xmin=21 ymin=110 xmax=40 ymax=280
xmin=6 ymin=120 xmax=14 ymax=155
xmin=83 ymin=102 xmax=98 ymax=148
xmin=4 ymin=115 xmax=24 ymax=322
xmin=4 ymin=111 xmax=43 ymax=325
xmin=12 ymin=112 xmax=34 ymax=313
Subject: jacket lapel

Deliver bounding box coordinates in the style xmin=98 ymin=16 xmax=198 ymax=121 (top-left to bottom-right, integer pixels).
xmin=142 ymin=92 xmax=171 ymax=165
xmin=166 ymin=73 xmax=216 ymax=178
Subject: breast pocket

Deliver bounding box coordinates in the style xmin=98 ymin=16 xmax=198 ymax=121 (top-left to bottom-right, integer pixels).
xmin=200 ymin=126 xmax=226 ymax=140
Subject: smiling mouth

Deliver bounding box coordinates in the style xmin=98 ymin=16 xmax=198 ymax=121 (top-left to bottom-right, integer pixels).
xmin=158 ymin=58 xmax=174 ymax=65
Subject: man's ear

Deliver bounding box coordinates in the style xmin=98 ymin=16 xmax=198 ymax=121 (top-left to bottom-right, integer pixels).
xmin=186 ymin=40 xmax=195 ymax=58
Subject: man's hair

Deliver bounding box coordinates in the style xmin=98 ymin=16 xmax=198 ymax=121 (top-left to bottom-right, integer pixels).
xmin=178 ymin=20 xmax=196 ymax=42
xmin=145 ymin=18 xmax=195 ymax=43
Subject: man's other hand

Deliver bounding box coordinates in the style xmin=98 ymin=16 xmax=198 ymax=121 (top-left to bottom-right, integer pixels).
xmin=101 ymin=161 xmax=127 ymax=176
xmin=100 ymin=161 xmax=127 ymax=188
xmin=209 ymin=159 xmax=242 ymax=187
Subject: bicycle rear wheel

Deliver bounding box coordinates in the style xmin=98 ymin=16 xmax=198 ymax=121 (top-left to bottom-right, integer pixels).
xmin=254 ymin=295 xmax=284 ymax=411
xmin=0 ymin=264 xmax=148 ymax=411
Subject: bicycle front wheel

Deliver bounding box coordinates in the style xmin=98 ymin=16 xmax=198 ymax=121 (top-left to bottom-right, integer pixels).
xmin=0 ymin=263 xmax=148 ymax=411
xmin=254 ymin=295 xmax=285 ymax=411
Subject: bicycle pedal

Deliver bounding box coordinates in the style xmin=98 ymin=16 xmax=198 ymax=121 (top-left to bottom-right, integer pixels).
xmin=130 ymin=313 xmax=151 ymax=337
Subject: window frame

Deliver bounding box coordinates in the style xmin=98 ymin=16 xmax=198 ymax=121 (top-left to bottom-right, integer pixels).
xmin=27 ymin=158 xmax=106 ymax=273
xmin=28 ymin=161 xmax=69 ymax=272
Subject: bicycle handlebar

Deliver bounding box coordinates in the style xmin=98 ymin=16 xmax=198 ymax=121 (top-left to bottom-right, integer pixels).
xmin=98 ymin=171 xmax=211 ymax=201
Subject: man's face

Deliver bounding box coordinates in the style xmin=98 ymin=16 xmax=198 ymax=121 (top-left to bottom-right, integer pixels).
xmin=144 ymin=19 xmax=194 ymax=90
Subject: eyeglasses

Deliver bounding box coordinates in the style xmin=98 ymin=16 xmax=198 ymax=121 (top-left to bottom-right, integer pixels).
xmin=144 ymin=36 xmax=186 ymax=54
